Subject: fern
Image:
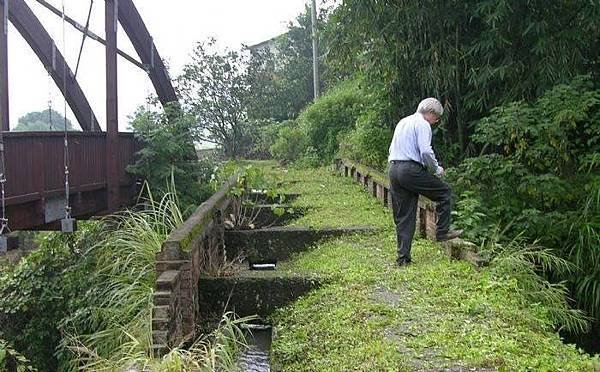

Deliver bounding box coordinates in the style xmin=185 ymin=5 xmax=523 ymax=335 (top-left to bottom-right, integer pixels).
xmin=483 ymin=230 xmax=590 ymax=334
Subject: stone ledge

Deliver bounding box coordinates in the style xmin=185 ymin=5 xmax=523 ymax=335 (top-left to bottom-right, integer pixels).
xmin=249 ymin=191 xmax=301 ymax=204
xmin=198 ymin=273 xmax=321 ymax=319
xmin=153 ymin=305 xmax=171 ymax=319
xmin=155 ymin=260 xmax=189 ymax=272
xmin=156 ymin=270 xmax=180 ymax=291
xmin=153 ymin=290 xmax=173 ymax=306
xmin=152 ymin=330 xmax=168 ymax=345
xmin=152 ymin=318 xmax=170 ymax=331
xmin=225 ymin=226 xmax=378 ymax=263
xmin=151 ymin=344 xmax=168 ymax=357
xmin=440 ymin=239 xmax=489 ymax=268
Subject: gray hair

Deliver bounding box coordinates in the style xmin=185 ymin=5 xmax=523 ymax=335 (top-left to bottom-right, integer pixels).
xmin=416 ymin=98 xmax=444 ymax=116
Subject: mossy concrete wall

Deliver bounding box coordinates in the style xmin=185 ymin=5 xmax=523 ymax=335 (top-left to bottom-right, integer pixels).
xmin=225 ymin=226 xmax=376 ymax=263
xmin=198 ymin=269 xmax=321 ymax=319
xmin=152 ymin=175 xmax=237 ymax=356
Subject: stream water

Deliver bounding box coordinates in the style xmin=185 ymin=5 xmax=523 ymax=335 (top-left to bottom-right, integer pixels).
xmin=238 ymin=324 xmax=273 ymax=372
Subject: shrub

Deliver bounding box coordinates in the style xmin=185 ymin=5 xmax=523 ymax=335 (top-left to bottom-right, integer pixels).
xmin=127 ymin=103 xmax=214 ymax=213
xmin=270 ymin=121 xmax=309 ymax=164
xmin=339 ymin=108 xmax=392 ymax=170
xmin=242 ymin=119 xmax=281 ymax=159
xmin=473 ymin=75 xmax=600 ymax=177
xmin=448 ymin=76 xmax=600 ymax=319
xmin=0 ymin=339 xmax=37 ymax=371
xmin=298 ymin=80 xmax=365 ymax=162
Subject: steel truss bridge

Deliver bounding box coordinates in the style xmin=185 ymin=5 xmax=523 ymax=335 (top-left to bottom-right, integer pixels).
xmin=0 ymin=0 xmax=177 ymax=231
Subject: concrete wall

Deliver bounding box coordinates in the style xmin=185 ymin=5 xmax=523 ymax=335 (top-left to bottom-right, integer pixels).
xmin=333 ymin=159 xmax=437 ymax=240
xmin=151 ymin=175 xmax=237 ymax=356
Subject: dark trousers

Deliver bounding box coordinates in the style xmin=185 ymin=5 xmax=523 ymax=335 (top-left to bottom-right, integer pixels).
xmin=389 ymin=161 xmax=452 ymax=262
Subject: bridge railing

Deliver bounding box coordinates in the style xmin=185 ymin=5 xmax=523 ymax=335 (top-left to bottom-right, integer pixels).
xmin=3 ymin=131 xmax=141 ymax=230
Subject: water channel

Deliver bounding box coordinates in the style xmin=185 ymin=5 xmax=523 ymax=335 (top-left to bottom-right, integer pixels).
xmin=238 ymin=324 xmax=273 ymax=372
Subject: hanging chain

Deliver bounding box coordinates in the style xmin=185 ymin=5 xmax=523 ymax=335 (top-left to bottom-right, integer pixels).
xmin=61 ymin=0 xmax=71 ymax=219
xmin=48 ymin=65 xmax=53 ymax=130
xmin=0 ymin=140 xmax=7 ymax=236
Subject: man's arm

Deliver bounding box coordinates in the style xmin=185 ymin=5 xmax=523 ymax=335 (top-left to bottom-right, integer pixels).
xmin=416 ymin=122 xmax=443 ymax=175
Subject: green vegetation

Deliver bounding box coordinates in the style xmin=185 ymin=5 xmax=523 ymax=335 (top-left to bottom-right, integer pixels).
xmin=323 ymin=0 xmax=599 ymax=158
xmin=0 ymin=185 xmax=248 ymax=371
xmin=14 ymin=108 xmax=75 ymax=131
xmin=177 ymin=38 xmax=279 ymax=159
xmin=248 ymin=0 xmax=600 ymax=348
xmin=257 ymin=164 xmax=599 ymax=371
xmin=269 ymin=122 xmax=310 ymax=165
xmin=0 ymin=339 xmax=36 ymax=371
xmin=127 ymin=103 xmax=214 ymax=213
xmin=447 ymin=76 xmax=600 ymax=319
xmin=246 ymin=5 xmax=327 ymax=122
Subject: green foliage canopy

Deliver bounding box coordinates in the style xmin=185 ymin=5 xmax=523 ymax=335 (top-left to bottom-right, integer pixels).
xmin=298 ymin=80 xmax=365 ymax=161
xmin=14 ymin=109 xmax=75 ymax=131
xmin=246 ymin=5 xmax=327 ymax=122
xmin=323 ymin=0 xmax=600 ymax=159
xmin=127 ymin=103 xmax=213 ymax=212
xmin=178 ymin=39 xmax=252 ymax=158
xmin=447 ymin=76 xmax=600 ymax=319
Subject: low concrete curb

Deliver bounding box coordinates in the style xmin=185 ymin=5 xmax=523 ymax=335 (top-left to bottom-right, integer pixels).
xmin=225 ymin=226 xmax=377 ymax=263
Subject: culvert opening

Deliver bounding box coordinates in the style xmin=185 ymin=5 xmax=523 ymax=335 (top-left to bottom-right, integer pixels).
xmin=249 ymin=261 xmax=277 ymax=270
xmin=238 ymin=323 xmax=273 ymax=372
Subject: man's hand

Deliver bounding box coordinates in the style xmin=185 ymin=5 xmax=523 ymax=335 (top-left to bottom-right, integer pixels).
xmin=436 ymin=166 xmax=445 ymax=177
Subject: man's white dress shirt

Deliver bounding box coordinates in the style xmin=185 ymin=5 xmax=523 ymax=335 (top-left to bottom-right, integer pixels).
xmin=388 ymin=112 xmax=442 ymax=175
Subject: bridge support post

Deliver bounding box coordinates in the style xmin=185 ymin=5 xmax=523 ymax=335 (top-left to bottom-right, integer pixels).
xmin=106 ymin=0 xmax=119 ymax=211
xmin=0 ymin=0 xmax=9 ymax=132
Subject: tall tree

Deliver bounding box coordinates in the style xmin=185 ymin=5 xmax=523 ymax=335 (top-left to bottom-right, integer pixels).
xmin=324 ymin=0 xmax=600 ymax=161
xmin=246 ymin=5 xmax=327 ymax=122
xmin=14 ymin=109 xmax=75 ymax=131
xmin=178 ymin=39 xmax=251 ymax=158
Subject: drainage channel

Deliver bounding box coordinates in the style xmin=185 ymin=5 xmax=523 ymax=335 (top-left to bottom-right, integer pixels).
xmin=238 ymin=324 xmax=273 ymax=372
xmin=238 ymin=261 xmax=276 ymax=371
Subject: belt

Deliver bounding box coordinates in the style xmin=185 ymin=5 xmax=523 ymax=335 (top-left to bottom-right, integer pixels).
xmin=389 ymin=160 xmax=415 ymax=164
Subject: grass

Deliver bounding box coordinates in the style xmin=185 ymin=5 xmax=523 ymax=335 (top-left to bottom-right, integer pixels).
xmin=251 ymin=162 xmax=600 ymax=371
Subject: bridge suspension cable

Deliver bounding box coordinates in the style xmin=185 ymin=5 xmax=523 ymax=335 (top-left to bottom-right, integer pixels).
xmin=74 ymin=0 xmax=93 ymax=79
xmin=60 ymin=0 xmax=74 ymax=232
xmin=34 ymin=0 xmax=145 ymax=71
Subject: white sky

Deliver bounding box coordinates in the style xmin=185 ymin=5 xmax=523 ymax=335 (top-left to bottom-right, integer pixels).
xmin=7 ymin=0 xmax=310 ymax=131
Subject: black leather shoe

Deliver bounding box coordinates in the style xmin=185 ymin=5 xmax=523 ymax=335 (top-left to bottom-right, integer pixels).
xmin=396 ymin=259 xmax=412 ymax=267
xmin=436 ymin=229 xmax=463 ymax=242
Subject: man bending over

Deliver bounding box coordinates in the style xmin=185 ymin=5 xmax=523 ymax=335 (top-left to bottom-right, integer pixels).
xmin=388 ymin=97 xmax=462 ymax=267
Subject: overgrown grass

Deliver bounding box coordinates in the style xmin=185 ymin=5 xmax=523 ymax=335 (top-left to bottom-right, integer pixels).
xmin=0 ymin=180 xmax=251 ymax=371
xmin=260 ymin=164 xmax=600 ymax=371
xmin=57 ymin=185 xmax=253 ymax=371
xmin=65 ymin=312 xmax=251 ymax=372
xmin=57 ymin=186 xmax=183 ymax=370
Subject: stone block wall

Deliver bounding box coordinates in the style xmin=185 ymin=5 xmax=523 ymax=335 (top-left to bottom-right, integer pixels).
xmin=334 ymin=159 xmax=437 ymax=240
xmin=151 ymin=175 xmax=237 ymax=356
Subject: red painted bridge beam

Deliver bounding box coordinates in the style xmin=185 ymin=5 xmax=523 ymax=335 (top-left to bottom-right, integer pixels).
xmin=0 ymin=0 xmax=9 ymax=131
xmin=118 ymin=0 xmax=178 ymax=105
xmin=0 ymin=0 xmax=101 ymax=132
xmin=106 ymin=0 xmax=119 ymax=212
